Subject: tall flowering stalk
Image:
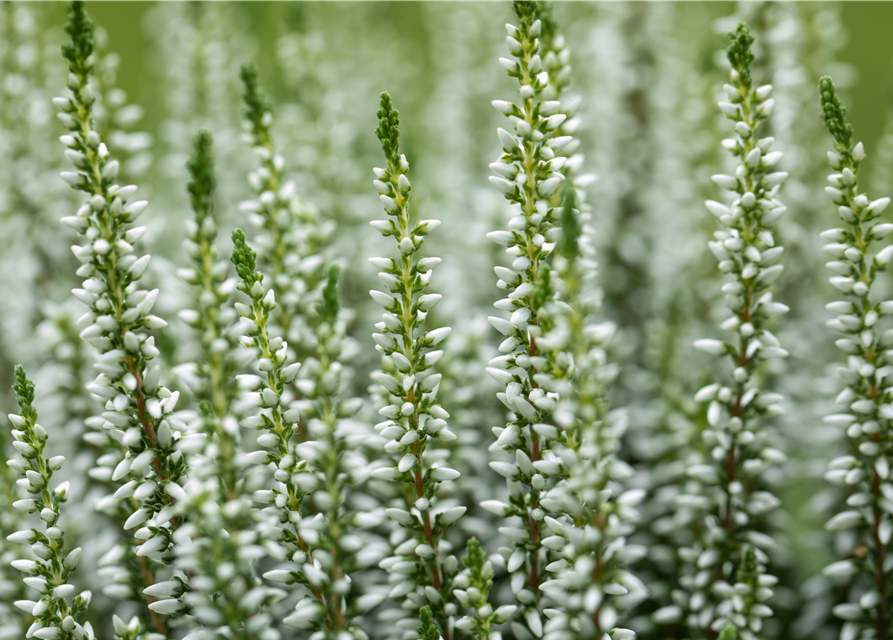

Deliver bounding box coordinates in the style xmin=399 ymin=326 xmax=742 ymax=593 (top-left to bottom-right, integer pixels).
xmin=489 ymin=4 xmax=645 ymax=635
xmin=671 ymin=23 xmax=788 ymax=638
xmin=242 ymin=64 xmax=378 ymax=636
xmin=168 ymin=480 xmax=282 ymax=640
xmin=278 ymin=263 xmax=379 ymax=639
xmin=527 ymin=192 xmax=645 ymax=639
xmin=1 ymin=374 xmax=29 ymax=639
xmin=484 ymin=2 xmax=575 ymax=635
xmin=241 ymin=58 xmax=383 ymax=636
xmin=233 ymin=225 xmax=376 ymax=638
xmin=228 ymin=228 xmax=319 ymax=610
xmin=367 ymin=91 xmax=463 ymax=640
xmin=176 ymin=129 xmax=242 ymax=498
xmin=6 ymin=365 xmax=94 ymax=640
xmin=238 ymin=63 xmax=329 ymax=357
xmin=154 ymin=130 xmax=285 ymax=638
xmin=817 ymin=75 xmax=893 ymax=640
xmin=54 ymin=3 xmax=185 ymax=633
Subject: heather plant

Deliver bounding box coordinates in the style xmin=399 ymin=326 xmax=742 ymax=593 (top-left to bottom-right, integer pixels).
xmin=484 ymin=3 xmax=641 ymax=639
xmin=484 ymin=2 xmax=574 ymax=627
xmin=238 ymin=62 xmax=334 ymax=366
xmin=6 ymin=3 xmax=893 ymax=640
xmin=6 ymin=365 xmax=94 ymax=640
xmin=368 ymin=90 xmax=464 ymax=639
xmin=817 ymin=75 xmax=893 ymax=640
xmin=54 ymin=3 xmax=183 ymax=634
xmin=664 ymin=23 xmax=790 ymax=639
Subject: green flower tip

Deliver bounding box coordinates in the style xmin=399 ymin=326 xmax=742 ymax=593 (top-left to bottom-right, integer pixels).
xmin=62 ymin=1 xmax=95 ymax=72
xmin=375 ymin=91 xmax=400 ymax=165
xmin=240 ymin=62 xmax=272 ymax=128
xmin=726 ymin=22 xmax=754 ymax=92
xmin=418 ymin=605 xmax=440 ymax=640
xmin=819 ymin=75 xmax=853 ymax=152
xmin=13 ymin=364 xmax=35 ymax=416
xmin=531 ymin=262 xmax=552 ymax=311
xmin=558 ymin=189 xmax=580 ymax=260
xmin=736 ymin=545 xmax=759 ymax=585
xmin=239 ymin=62 xmax=258 ymax=89
xmin=187 ymin=129 xmax=216 ymax=216
xmin=316 ymin=264 xmax=342 ymax=324
xmin=462 ymin=537 xmax=485 ymax=572
xmin=718 ymin=624 xmax=738 ymax=640
xmin=230 ymin=228 xmax=258 ymax=283
xmin=512 ymin=0 xmax=538 ymax=24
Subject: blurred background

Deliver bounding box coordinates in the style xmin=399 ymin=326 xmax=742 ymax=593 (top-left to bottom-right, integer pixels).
xmin=50 ymin=2 xmax=893 ymax=158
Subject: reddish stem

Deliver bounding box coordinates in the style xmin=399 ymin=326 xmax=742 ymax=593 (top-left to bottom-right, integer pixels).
xmin=870 ymin=469 xmax=889 ymax=640
xmin=137 ymin=555 xmax=167 ymax=635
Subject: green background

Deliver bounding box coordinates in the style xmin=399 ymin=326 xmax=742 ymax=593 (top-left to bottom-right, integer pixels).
xmin=36 ymin=1 xmax=893 ymax=157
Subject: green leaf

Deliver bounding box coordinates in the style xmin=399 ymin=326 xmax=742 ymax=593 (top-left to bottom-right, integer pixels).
xmin=418 ymin=605 xmax=441 ymax=640
xmin=736 ymin=545 xmax=758 ymax=587
xmin=531 ymin=262 xmax=552 ymax=311
xmin=718 ymin=623 xmax=738 ymax=640
xmin=512 ymin=1 xmax=538 ymax=24
xmin=558 ymin=189 xmax=580 ymax=260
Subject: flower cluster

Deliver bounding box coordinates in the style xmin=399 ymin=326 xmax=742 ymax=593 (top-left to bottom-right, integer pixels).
xmin=144 ymin=129 xmax=284 ymax=637
xmin=534 ymin=193 xmax=646 ymax=640
xmin=55 ymin=4 xmax=186 ymax=633
xmin=228 ymin=228 xmax=310 ymax=578
xmin=241 ymin=66 xmax=377 ymax=637
xmin=367 ymin=91 xmax=463 ymax=640
xmin=7 ymin=365 xmax=94 ymax=640
xmin=232 ymin=222 xmax=373 ymax=639
xmin=282 ymin=262 xmax=380 ymax=639
xmin=817 ymin=75 xmax=893 ymax=640
xmin=238 ymin=63 xmax=331 ymax=359
xmin=484 ymin=2 xmax=588 ymax=636
xmin=168 ymin=484 xmax=283 ymax=640
xmin=665 ymin=23 xmax=788 ymax=639
xmin=175 ymin=129 xmax=244 ymax=496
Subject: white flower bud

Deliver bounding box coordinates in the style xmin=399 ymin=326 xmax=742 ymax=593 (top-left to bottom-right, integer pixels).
xmin=693 ymin=339 xmax=726 ymax=356
xmin=490 ymin=176 xmax=517 ymax=196
xmin=711 ymin=174 xmax=738 ymax=191
xmin=148 ymin=599 xmax=184 ymax=614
